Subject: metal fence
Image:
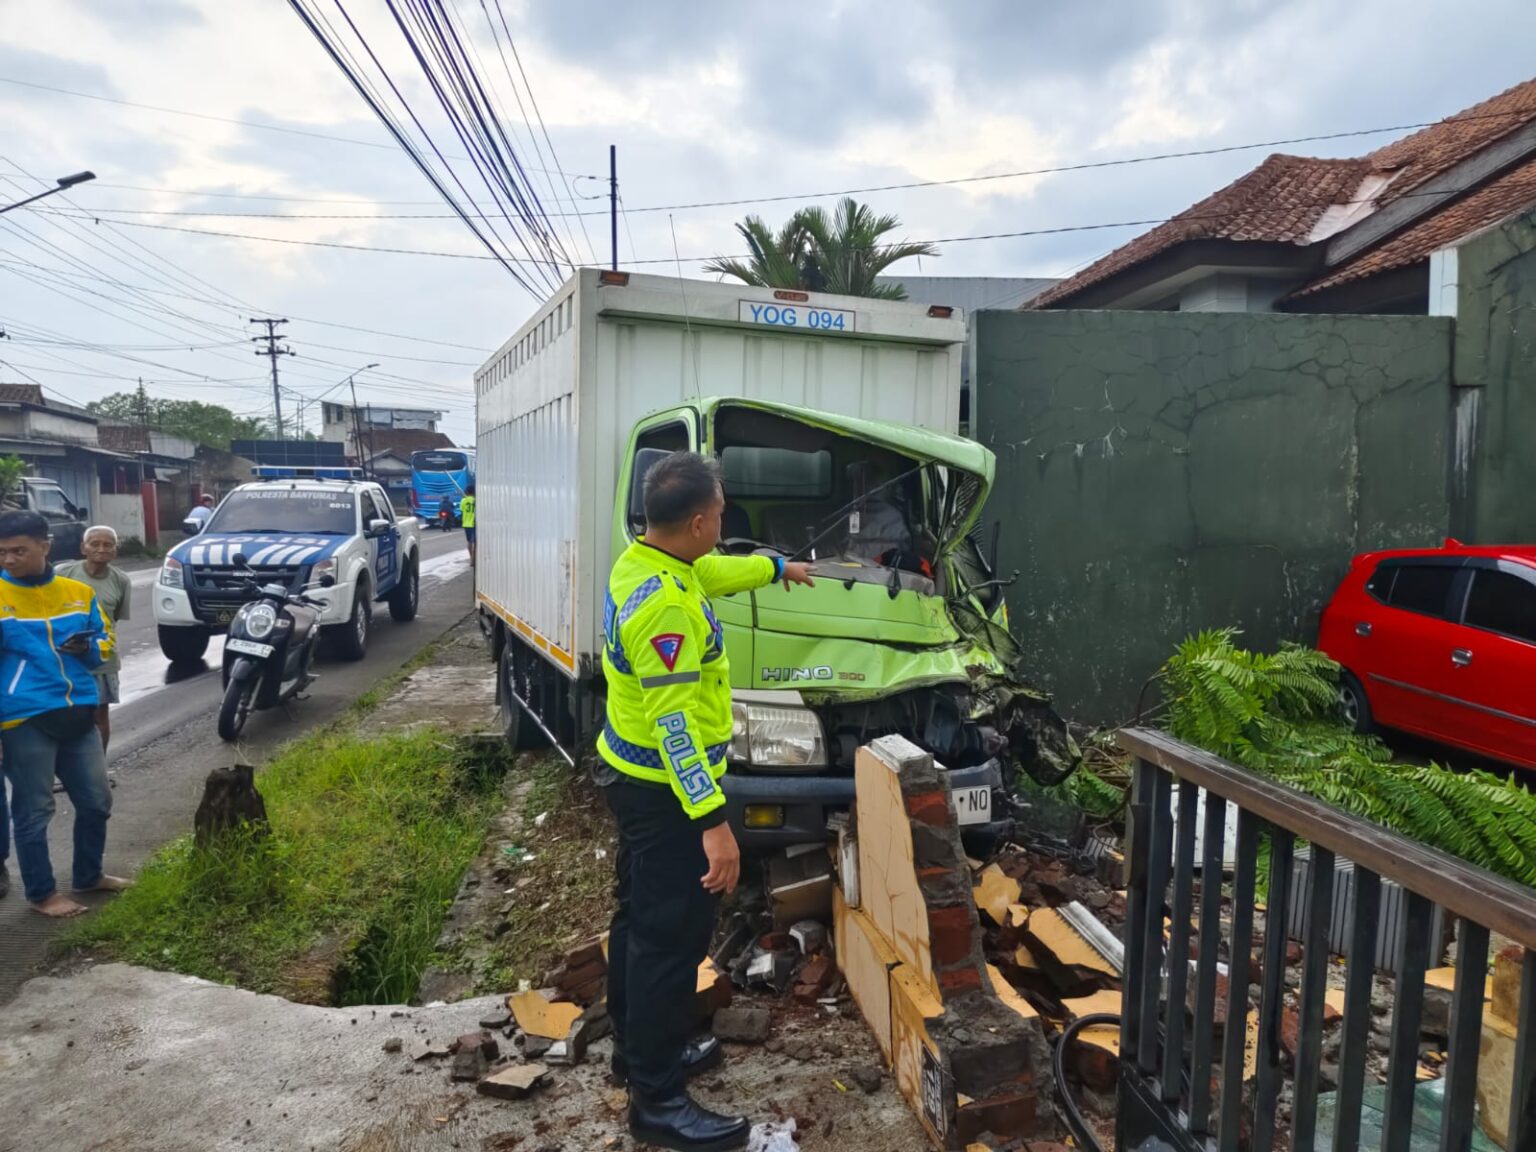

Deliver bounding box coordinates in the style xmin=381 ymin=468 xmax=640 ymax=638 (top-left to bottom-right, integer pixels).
xmin=1115 ymin=727 xmax=1536 ymax=1152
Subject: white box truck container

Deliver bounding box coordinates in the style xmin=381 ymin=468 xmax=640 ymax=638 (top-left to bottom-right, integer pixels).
xmin=476 ymin=268 xmax=1076 ymax=847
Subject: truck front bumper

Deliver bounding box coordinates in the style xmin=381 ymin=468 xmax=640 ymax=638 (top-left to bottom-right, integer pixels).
xmin=723 ymin=757 xmax=1011 ymax=850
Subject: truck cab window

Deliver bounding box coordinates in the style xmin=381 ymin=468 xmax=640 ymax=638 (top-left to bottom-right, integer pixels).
xmin=627 ymin=422 xmax=691 ymax=535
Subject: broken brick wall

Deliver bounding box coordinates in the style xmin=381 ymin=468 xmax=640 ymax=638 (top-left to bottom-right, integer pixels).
xmin=834 ymin=735 xmax=1053 ymax=1149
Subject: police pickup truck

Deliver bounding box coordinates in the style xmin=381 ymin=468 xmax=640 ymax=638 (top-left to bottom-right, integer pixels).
xmin=152 ymin=467 xmax=421 ymax=663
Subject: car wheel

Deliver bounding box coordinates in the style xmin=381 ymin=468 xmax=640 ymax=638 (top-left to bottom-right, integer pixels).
xmin=1339 ymin=671 xmax=1375 ymax=735
xmin=328 ymin=589 xmax=371 ymax=662
xmin=158 ymin=624 xmax=210 ymax=663
xmin=388 ymin=556 xmax=419 ymax=622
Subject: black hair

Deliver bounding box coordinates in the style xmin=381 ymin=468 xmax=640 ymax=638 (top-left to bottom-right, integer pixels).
xmin=0 ymin=511 xmax=49 ymax=541
xmin=643 ymin=452 xmax=722 ymax=528
xmin=466 ymin=483 xmax=476 ymax=495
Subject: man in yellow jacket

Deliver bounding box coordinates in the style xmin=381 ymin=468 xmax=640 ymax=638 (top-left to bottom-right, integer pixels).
xmin=459 ymin=483 xmax=476 ymax=567
xmin=599 ymin=452 xmax=812 ymax=1151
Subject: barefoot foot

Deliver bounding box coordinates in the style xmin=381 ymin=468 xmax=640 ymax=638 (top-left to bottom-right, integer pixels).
xmin=31 ymin=892 xmax=87 ymax=918
xmin=75 ymin=875 xmax=134 ymax=894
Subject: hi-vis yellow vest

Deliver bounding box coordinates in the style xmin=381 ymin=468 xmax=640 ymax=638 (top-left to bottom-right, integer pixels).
xmin=460 ymin=494 xmax=476 ymax=528
xmin=597 ymin=541 xmax=779 ymax=820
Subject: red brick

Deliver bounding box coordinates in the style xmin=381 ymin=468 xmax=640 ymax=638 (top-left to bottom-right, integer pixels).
xmin=906 ymin=790 xmax=952 ymax=827
xmin=1068 ymin=1039 xmax=1118 ymax=1091
xmin=938 ymin=965 xmax=983 ymax=995
xmin=927 ymin=906 xmax=976 ymax=966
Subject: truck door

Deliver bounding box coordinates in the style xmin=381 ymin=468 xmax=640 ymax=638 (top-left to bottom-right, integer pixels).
xmin=364 ymin=488 xmax=400 ymax=596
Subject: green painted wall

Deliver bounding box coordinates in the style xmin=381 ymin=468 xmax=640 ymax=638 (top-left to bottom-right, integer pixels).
xmin=973 ymin=309 xmax=1454 ymax=723
xmin=1452 ymin=209 xmax=1536 ymax=542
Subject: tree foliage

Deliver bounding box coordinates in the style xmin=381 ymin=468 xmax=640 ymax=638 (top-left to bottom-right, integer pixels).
xmin=705 ymin=197 xmax=937 ymax=299
xmin=1162 ymin=628 xmax=1536 ymax=887
xmin=0 ymin=454 xmax=26 ymax=507
xmin=87 ymin=387 xmax=270 ymax=449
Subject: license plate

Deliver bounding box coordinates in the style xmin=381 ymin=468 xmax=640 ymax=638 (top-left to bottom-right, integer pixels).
xmin=952 ymin=785 xmax=992 ymax=826
xmin=226 ymin=639 xmax=274 ymax=659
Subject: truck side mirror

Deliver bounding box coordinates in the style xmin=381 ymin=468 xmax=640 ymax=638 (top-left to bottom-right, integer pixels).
xmin=368 ymin=518 xmax=391 ymax=536
xmin=628 ymin=448 xmax=671 ymax=535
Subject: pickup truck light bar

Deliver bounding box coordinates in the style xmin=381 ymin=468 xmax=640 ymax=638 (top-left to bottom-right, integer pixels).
xmin=251 ymin=466 xmax=363 ymax=480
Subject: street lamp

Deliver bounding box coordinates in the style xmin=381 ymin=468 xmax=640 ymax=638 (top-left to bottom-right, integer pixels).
xmin=0 ymin=171 xmax=97 ymax=215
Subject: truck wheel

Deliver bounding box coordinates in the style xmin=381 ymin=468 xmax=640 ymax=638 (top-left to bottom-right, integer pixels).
xmin=500 ymin=642 xmax=547 ymax=751
xmin=217 ymin=678 xmax=256 ymax=742
xmin=158 ymin=624 xmax=210 ymax=663
xmin=328 ymin=589 xmax=371 ymax=662
xmin=388 ymin=555 xmax=419 ymax=622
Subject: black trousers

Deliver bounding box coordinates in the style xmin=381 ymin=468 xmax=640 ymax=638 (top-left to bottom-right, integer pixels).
xmin=603 ymin=779 xmax=718 ymax=1099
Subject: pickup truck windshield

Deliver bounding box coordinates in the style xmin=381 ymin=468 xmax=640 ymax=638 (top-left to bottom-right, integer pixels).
xmin=207 ymin=489 xmax=358 ymax=535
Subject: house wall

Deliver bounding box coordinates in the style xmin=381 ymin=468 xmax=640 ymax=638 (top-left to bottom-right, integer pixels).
xmin=23 ymin=410 xmax=97 ymax=444
xmin=96 ymin=493 xmax=147 ymax=546
xmin=1450 ymin=208 xmax=1536 ymax=542
xmin=972 ymin=309 xmax=1454 ymax=722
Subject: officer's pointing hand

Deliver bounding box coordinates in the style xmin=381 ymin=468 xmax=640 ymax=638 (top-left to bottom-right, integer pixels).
xmin=781 ymin=561 xmax=815 ymax=591
xmin=700 ymin=822 xmax=740 ymax=895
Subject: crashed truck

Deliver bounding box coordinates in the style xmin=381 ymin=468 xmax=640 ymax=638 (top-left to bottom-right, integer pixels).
xmin=473 ymin=268 xmax=1079 ymax=847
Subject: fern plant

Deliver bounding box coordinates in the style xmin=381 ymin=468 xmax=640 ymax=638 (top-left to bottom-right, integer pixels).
xmin=1159 ymin=629 xmax=1536 ymax=888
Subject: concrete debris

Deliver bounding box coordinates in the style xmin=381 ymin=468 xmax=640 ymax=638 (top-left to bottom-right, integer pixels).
xmin=382 ymin=1037 xmax=403 ymax=1054
xmin=453 ymin=1031 xmax=500 ymax=1060
xmin=788 ymin=920 xmax=827 ymax=955
xmin=767 ymin=849 xmax=834 ymax=929
xmin=478 ymin=1010 xmax=513 ymax=1030
xmin=507 ymin=990 xmax=584 ymax=1040
xmin=845 ymin=1065 xmax=884 ymax=1094
xmin=546 ymin=937 xmax=609 ymax=1007
xmin=411 ymin=1042 xmax=452 ymax=1062
xmin=522 ymin=1034 xmax=554 ymax=1060
xmin=712 ymin=1006 xmax=772 ymax=1044
xmin=477 ymin=1062 xmax=549 ymax=1101
xmin=451 ymin=1047 xmax=489 ymax=1082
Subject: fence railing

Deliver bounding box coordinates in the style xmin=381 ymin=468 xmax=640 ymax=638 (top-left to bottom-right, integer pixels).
xmin=1115 ymin=726 xmax=1536 ymax=1152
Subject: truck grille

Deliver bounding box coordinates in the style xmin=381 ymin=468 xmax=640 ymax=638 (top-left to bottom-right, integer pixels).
xmin=186 ymin=564 xmax=307 ymax=622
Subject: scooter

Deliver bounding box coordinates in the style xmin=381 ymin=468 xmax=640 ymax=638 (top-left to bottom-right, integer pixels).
xmin=216 ymin=554 xmax=332 ymax=741
xmin=437 ymin=507 xmax=454 ymax=532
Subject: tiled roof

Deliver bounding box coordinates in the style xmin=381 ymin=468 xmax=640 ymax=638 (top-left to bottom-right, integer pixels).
xmin=356 ymin=428 xmax=457 ymax=458
xmin=1030 ymin=77 xmax=1536 ymax=310
xmin=1290 ymin=152 xmax=1536 ymax=298
xmin=1027 ymin=155 xmax=1369 ymax=307
xmin=0 ymin=383 xmax=45 ymax=406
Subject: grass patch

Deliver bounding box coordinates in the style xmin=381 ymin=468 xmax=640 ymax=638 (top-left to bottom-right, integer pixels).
xmin=65 ymin=727 xmax=504 ymax=1004
xmin=472 ymin=756 xmax=616 ymax=992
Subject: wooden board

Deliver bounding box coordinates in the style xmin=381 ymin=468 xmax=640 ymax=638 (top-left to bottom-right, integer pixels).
xmin=855 ymin=743 xmax=937 ymax=1000
xmin=1021 ymin=907 xmax=1119 ymax=976
xmin=834 ymin=884 xmax=902 ymax=1062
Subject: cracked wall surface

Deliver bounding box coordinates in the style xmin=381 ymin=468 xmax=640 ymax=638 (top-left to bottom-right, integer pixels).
xmin=1452 ymin=209 xmax=1536 ymax=543
xmin=973 ymin=308 xmax=1454 ymax=722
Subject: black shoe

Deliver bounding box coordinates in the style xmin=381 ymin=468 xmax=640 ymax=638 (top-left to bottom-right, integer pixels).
xmin=628 ymin=1091 xmax=748 ymax=1152
xmin=610 ymin=1035 xmax=723 ymax=1086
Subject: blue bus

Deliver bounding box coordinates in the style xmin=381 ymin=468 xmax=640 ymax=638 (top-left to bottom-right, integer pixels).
xmin=410 ymin=447 xmax=476 ymax=525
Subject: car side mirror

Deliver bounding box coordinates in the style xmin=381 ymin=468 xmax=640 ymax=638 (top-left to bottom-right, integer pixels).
xmin=76 ymin=506 xmax=88 ymax=522
xmin=368 ymin=518 xmax=391 ymax=536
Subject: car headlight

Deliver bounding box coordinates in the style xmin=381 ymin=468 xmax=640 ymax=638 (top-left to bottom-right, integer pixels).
xmin=310 ymin=558 xmax=337 ymax=583
xmin=243 ymin=603 xmax=278 ymax=640
xmin=158 ymin=557 xmax=184 ymax=588
xmin=729 ymin=702 xmax=828 ymax=770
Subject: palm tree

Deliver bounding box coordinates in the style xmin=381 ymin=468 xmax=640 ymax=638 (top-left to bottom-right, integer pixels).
xmin=705 ymin=197 xmax=937 ymax=299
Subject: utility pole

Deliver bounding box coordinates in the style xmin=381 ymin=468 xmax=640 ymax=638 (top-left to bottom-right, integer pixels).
xmin=609 ymin=144 xmax=618 ymax=271
xmin=250 ymin=318 xmax=294 ymax=438
xmin=349 ymin=379 xmax=368 ymax=479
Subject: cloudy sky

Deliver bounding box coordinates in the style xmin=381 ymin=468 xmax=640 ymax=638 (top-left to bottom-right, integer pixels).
xmin=2 ymin=1 xmax=1532 ymax=446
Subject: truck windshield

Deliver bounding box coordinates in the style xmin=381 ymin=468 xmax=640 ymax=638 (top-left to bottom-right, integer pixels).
xmin=207 ymin=489 xmax=357 ymax=535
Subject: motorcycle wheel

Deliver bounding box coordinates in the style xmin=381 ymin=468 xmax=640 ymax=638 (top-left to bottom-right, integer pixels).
xmin=218 ymin=677 xmax=256 ymax=742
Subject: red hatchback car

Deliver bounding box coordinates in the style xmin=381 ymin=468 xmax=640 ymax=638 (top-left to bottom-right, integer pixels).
xmin=1319 ymin=540 xmax=1536 ymax=770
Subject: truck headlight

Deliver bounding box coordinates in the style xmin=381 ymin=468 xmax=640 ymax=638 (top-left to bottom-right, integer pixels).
xmin=729 ymin=702 xmax=828 ymax=770
xmin=158 ymin=557 xmax=184 ymax=588
xmin=310 ymin=558 xmax=337 ymax=584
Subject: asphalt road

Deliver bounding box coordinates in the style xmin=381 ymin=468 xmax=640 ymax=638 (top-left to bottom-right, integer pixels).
xmin=0 ymin=527 xmax=482 ymax=1002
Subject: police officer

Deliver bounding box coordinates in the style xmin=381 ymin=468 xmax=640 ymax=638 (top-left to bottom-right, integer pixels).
xmin=599 ymin=452 xmax=813 ymax=1151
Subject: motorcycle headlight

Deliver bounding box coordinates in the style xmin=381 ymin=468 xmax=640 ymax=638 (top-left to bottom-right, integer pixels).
xmin=729 ymin=702 xmax=828 ymax=770
xmin=243 ymin=603 xmax=278 ymax=640
xmin=158 ymin=557 xmax=184 ymax=588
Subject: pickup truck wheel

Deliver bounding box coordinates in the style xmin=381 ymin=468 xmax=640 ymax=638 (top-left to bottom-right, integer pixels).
xmin=158 ymin=624 xmax=210 ymax=663
xmin=1339 ymin=671 xmax=1375 ymax=735
xmin=387 ymin=555 xmax=419 ymax=622
xmin=328 ymin=589 xmax=371 ymax=662
xmin=500 ymin=643 xmax=547 ymax=751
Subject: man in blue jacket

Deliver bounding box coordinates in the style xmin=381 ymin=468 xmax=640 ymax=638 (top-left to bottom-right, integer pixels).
xmin=0 ymin=511 xmax=130 ymax=918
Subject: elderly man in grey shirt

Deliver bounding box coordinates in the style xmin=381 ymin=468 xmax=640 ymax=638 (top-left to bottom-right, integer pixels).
xmin=57 ymin=525 xmax=132 ymax=752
